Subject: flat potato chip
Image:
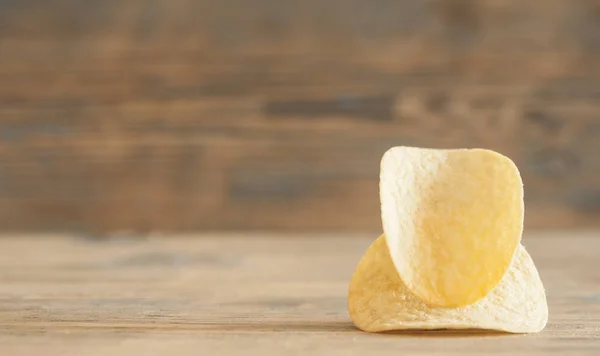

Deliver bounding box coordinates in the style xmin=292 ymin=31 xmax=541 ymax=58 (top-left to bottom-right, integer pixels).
xmin=348 ymin=235 xmax=548 ymax=333
xmin=380 ymin=147 xmax=524 ymax=307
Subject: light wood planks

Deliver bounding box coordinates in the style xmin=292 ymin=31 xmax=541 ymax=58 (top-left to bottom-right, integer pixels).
xmin=0 ymin=232 xmax=599 ymax=355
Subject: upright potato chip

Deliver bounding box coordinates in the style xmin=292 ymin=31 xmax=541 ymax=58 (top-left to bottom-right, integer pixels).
xmin=348 ymin=235 xmax=548 ymax=333
xmin=380 ymin=147 xmax=524 ymax=307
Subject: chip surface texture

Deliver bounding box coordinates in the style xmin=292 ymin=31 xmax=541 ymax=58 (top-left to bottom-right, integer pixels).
xmin=348 ymin=146 xmax=547 ymax=333
xmin=348 ymin=235 xmax=548 ymax=333
xmin=380 ymin=147 xmax=524 ymax=307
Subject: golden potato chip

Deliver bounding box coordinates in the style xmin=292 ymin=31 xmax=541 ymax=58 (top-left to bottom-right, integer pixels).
xmin=348 ymin=235 xmax=548 ymax=333
xmin=380 ymin=147 xmax=524 ymax=307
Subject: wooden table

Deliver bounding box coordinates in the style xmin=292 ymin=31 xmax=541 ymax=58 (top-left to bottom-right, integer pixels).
xmin=1 ymin=232 xmax=599 ymax=355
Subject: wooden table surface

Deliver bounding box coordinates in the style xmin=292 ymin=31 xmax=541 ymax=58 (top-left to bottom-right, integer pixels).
xmin=0 ymin=232 xmax=599 ymax=355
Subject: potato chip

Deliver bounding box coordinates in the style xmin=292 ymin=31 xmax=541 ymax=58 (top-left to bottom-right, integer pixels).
xmin=379 ymin=147 xmax=524 ymax=307
xmin=348 ymin=235 xmax=548 ymax=333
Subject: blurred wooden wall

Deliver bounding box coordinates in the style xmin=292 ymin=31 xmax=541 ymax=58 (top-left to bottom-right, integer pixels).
xmin=0 ymin=0 xmax=599 ymax=233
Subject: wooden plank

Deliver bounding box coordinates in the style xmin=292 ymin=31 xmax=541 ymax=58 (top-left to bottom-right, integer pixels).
xmin=0 ymin=0 xmax=599 ymax=232
xmin=0 ymin=232 xmax=599 ymax=355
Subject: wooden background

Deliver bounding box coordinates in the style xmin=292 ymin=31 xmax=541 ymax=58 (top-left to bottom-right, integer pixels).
xmin=0 ymin=0 xmax=599 ymax=233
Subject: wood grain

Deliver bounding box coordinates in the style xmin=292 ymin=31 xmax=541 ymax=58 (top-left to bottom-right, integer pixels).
xmin=0 ymin=232 xmax=599 ymax=355
xmin=0 ymin=0 xmax=600 ymax=232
